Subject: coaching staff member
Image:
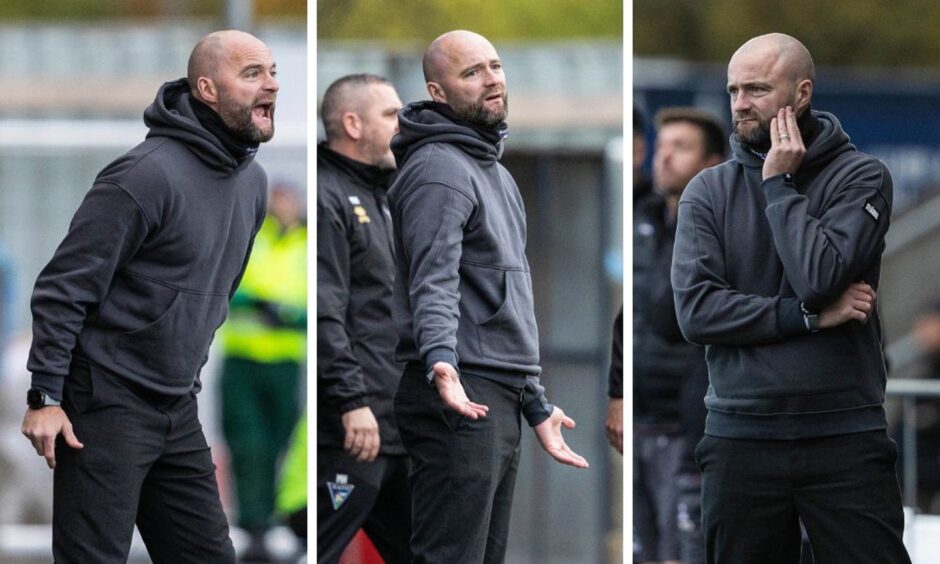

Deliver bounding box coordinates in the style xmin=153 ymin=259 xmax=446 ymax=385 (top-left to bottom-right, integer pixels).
xmin=21 ymin=30 xmax=277 ymax=563
xmin=317 ymin=74 xmax=412 ymax=563
xmin=672 ymin=33 xmax=911 ymax=563
xmin=389 ymin=30 xmax=589 ymax=563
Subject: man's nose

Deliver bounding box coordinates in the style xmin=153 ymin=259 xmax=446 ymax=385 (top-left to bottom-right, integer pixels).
xmin=265 ymin=72 xmax=280 ymax=92
xmin=731 ymin=93 xmax=749 ymax=113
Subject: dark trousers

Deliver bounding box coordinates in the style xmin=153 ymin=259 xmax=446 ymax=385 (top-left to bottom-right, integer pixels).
xmin=220 ymin=356 xmax=301 ymax=529
xmin=394 ymin=367 xmax=522 ymax=564
xmin=697 ymin=431 xmax=911 ymax=564
xmin=316 ymin=449 xmax=412 ymax=564
xmin=54 ymin=359 xmax=234 ymax=563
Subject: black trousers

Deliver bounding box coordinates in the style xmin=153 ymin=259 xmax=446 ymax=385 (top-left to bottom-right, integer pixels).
xmin=316 ymin=449 xmax=412 ymax=564
xmin=53 ymin=359 xmax=235 ymax=563
xmin=697 ymin=431 xmax=911 ymax=564
xmin=394 ymin=366 xmax=522 ymax=564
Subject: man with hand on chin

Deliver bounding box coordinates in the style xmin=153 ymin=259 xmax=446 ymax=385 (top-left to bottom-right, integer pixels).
xmin=22 ymin=29 xmax=277 ymax=563
xmin=389 ymin=29 xmax=588 ymax=563
xmin=672 ymin=33 xmax=910 ymax=563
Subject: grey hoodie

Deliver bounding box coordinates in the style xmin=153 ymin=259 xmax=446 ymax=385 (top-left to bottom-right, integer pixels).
xmin=672 ymin=110 xmax=892 ymax=439
xmin=29 ymin=78 xmax=267 ymax=399
xmin=388 ymin=101 xmax=552 ymax=426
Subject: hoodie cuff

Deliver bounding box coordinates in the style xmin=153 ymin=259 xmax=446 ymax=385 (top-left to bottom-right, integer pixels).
xmin=777 ymin=297 xmax=809 ymax=338
xmin=31 ymin=372 xmax=65 ymax=402
xmin=340 ymin=397 xmax=368 ymax=414
xmin=761 ymin=173 xmax=797 ymax=202
xmin=522 ymin=376 xmax=554 ymax=427
xmin=424 ymin=347 xmax=458 ymax=375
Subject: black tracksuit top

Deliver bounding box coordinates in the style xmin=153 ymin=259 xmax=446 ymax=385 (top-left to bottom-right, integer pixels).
xmin=672 ymin=111 xmax=893 ymax=440
xmin=387 ymin=101 xmax=552 ymax=427
xmin=316 ymin=144 xmax=404 ymax=454
xmin=28 ymin=79 xmax=267 ymax=399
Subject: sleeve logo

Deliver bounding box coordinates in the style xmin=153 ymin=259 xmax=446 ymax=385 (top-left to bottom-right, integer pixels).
xmin=863 ymin=201 xmax=880 ymax=221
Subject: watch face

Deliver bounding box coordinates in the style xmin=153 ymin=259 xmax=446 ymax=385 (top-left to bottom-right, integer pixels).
xmin=27 ymin=388 xmax=44 ymax=408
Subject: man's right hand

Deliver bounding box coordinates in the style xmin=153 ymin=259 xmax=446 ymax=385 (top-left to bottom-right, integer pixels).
xmin=819 ymin=282 xmax=876 ymax=329
xmin=22 ymin=407 xmax=83 ymax=469
xmin=432 ymin=362 xmax=489 ymax=420
xmin=342 ymin=406 xmax=381 ymax=462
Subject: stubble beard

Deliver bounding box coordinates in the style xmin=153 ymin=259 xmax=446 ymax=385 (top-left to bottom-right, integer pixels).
xmin=733 ymin=115 xmax=771 ymax=153
xmin=219 ymin=94 xmax=275 ymax=144
xmin=453 ymin=92 xmax=509 ymax=129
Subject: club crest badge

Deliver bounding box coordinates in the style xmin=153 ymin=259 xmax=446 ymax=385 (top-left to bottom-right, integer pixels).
xmin=327 ymin=473 xmax=355 ymax=510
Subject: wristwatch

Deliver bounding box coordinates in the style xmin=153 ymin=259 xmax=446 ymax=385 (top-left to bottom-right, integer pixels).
xmin=801 ymin=302 xmax=820 ymax=333
xmin=27 ymin=388 xmax=61 ymax=409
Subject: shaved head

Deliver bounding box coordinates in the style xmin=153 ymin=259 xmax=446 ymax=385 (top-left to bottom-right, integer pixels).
xmin=423 ymin=30 xmax=494 ymax=84
xmin=186 ymin=29 xmax=278 ymax=143
xmin=188 ymin=30 xmax=268 ymax=92
xmin=726 ymin=33 xmax=815 ymax=151
xmin=731 ymin=33 xmax=815 ymax=84
xmin=421 ymin=30 xmax=508 ymax=128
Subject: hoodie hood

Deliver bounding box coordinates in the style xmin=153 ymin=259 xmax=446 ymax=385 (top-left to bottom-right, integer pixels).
xmin=391 ymin=100 xmax=508 ymax=168
xmin=731 ymin=110 xmax=854 ymax=174
xmin=144 ymin=78 xmax=246 ymax=172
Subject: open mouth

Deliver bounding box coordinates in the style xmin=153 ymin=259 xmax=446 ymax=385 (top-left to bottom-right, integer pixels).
xmin=253 ymin=102 xmax=275 ymax=122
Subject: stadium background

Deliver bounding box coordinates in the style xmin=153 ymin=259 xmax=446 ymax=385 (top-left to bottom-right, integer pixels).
xmin=0 ymin=1 xmax=306 ymax=562
xmin=635 ymin=1 xmax=940 ymax=561
xmin=317 ymin=1 xmax=623 ymax=563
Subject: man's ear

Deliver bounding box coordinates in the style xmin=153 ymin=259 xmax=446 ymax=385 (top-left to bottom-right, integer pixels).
xmin=795 ymin=79 xmax=813 ymax=114
xmin=197 ymin=77 xmax=218 ymax=104
xmin=427 ymin=81 xmax=447 ymax=103
xmin=342 ymin=112 xmax=363 ymax=141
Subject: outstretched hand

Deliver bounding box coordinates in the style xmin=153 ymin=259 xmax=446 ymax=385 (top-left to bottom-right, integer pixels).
xmin=432 ymin=362 xmax=489 ymax=420
xmin=533 ymin=407 xmax=589 ymax=468
xmin=22 ymin=407 xmax=83 ymax=469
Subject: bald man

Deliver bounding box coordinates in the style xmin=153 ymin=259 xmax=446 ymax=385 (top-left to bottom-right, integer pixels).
xmin=672 ymin=33 xmax=910 ymax=563
xmin=21 ymin=30 xmax=277 ymax=563
xmin=388 ymin=30 xmax=588 ymax=563
xmin=316 ymin=73 xmax=412 ymax=564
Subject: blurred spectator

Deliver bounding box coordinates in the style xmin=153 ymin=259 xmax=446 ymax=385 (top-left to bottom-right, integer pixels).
xmin=633 ymin=107 xmax=726 ymax=564
xmin=219 ymin=181 xmax=307 ymax=563
xmin=634 ymin=106 xmax=652 ymax=204
xmin=914 ymin=304 xmax=940 ymax=362
xmin=276 ymin=409 xmax=307 ymax=562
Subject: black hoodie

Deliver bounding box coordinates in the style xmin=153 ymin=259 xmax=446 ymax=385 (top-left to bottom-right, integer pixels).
xmin=672 ymin=110 xmax=893 ymax=440
xmin=28 ymin=78 xmax=267 ymax=399
xmin=388 ymin=101 xmax=552 ymax=427
xmin=317 ymin=143 xmax=404 ymax=454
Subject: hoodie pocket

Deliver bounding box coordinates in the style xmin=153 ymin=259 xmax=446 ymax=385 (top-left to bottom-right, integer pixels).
xmin=116 ymin=290 xmax=228 ymax=386
xmin=475 ymin=269 xmax=540 ymax=366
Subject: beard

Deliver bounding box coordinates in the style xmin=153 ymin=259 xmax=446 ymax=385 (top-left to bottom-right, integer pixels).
xmin=733 ymin=113 xmax=771 ymax=152
xmin=452 ymin=91 xmax=509 ymax=129
xmin=218 ymin=93 xmax=275 ymax=144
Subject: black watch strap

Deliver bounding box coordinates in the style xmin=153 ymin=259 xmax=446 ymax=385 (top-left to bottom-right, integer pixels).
xmin=27 ymin=388 xmax=61 ymax=409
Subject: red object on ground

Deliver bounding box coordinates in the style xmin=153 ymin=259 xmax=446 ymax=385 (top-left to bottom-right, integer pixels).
xmin=339 ymin=529 xmax=384 ymax=564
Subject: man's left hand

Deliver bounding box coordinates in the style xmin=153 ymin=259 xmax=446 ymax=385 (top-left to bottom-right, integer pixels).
xmin=533 ymin=406 xmax=589 ymax=469
xmin=763 ymin=106 xmax=806 ymax=180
